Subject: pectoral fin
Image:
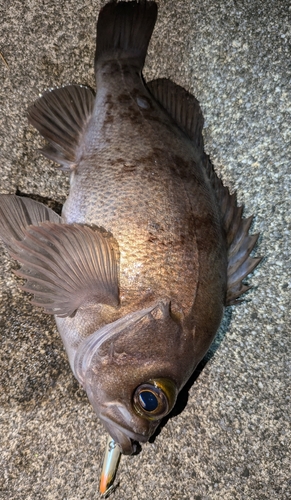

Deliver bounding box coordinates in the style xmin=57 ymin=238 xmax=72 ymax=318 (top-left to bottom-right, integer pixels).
xmin=0 ymin=194 xmax=61 ymax=250
xmin=6 ymin=219 xmax=119 ymax=317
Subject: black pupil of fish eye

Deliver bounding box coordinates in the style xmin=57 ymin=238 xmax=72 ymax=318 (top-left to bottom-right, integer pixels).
xmin=139 ymin=390 xmax=158 ymax=411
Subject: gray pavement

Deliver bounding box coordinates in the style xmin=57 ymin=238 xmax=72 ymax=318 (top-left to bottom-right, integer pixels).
xmin=0 ymin=0 xmax=290 ymax=499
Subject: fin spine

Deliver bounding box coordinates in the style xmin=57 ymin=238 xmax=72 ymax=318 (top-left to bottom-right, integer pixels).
xmin=203 ymin=156 xmax=261 ymax=305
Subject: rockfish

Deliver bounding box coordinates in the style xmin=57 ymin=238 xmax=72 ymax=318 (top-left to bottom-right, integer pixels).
xmin=0 ymin=0 xmax=261 ymax=494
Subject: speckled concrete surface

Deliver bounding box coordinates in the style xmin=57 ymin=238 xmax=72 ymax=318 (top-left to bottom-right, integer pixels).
xmin=0 ymin=1 xmax=290 ymax=499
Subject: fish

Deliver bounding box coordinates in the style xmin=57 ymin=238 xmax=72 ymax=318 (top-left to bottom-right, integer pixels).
xmin=0 ymin=0 xmax=261 ymax=495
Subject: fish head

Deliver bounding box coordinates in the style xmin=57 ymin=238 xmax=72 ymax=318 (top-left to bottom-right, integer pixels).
xmin=75 ymin=300 xmax=192 ymax=454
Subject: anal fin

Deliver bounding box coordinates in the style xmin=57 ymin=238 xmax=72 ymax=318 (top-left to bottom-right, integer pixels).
xmin=28 ymin=85 xmax=95 ymax=170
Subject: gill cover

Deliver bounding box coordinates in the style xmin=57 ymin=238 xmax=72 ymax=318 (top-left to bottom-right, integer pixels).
xmin=74 ymin=300 xmax=183 ymax=454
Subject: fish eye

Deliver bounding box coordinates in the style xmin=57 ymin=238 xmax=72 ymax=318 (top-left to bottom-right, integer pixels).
xmin=139 ymin=389 xmax=159 ymax=411
xmin=133 ymin=378 xmax=177 ymax=420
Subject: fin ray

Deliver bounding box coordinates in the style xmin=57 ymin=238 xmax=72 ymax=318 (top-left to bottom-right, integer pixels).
xmin=0 ymin=195 xmax=61 ymax=250
xmin=147 ymin=80 xmax=262 ymax=304
xmin=95 ymin=0 xmax=157 ymax=69
xmin=28 ymin=85 xmax=95 ymax=170
xmin=11 ymin=223 xmax=119 ymax=317
xmin=147 ymin=78 xmax=204 ymax=152
xmin=203 ymin=157 xmax=261 ymax=305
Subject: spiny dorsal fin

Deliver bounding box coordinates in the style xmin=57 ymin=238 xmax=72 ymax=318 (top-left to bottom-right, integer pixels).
xmin=28 ymin=85 xmax=95 ymax=170
xmin=0 ymin=194 xmax=61 ymax=251
xmin=10 ymin=223 xmax=119 ymax=318
xmin=147 ymin=78 xmax=204 ymax=152
xmin=95 ymin=0 xmax=157 ymax=70
xmin=147 ymin=78 xmax=261 ymax=304
xmin=203 ymin=156 xmax=262 ymax=305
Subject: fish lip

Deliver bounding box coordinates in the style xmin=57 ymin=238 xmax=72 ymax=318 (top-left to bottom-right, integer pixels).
xmin=99 ymin=405 xmax=159 ymax=454
xmin=100 ymin=410 xmax=151 ymax=443
xmin=100 ymin=418 xmax=137 ymax=455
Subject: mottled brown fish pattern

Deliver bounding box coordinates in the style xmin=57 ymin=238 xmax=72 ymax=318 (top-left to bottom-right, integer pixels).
xmin=0 ymin=0 xmax=260 ymax=463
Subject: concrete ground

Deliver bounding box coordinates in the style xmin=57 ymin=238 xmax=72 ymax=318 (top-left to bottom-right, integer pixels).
xmin=0 ymin=0 xmax=290 ymax=499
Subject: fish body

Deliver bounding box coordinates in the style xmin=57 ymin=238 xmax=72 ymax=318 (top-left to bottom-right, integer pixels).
xmin=59 ymin=60 xmax=226 ymax=367
xmin=0 ymin=0 xmax=260 ymax=460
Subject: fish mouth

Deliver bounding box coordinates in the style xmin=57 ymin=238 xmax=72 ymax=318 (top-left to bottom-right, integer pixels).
xmin=102 ymin=422 xmax=137 ymax=455
xmin=99 ymin=404 xmax=159 ymax=455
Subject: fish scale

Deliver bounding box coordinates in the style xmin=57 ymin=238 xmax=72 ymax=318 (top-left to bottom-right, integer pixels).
xmin=64 ymin=125 xmax=206 ymax=316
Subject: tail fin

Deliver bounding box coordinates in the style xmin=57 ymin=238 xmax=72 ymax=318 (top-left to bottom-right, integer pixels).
xmin=95 ymin=0 xmax=157 ymax=70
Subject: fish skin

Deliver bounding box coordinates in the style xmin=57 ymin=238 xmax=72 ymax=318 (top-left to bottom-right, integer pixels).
xmin=63 ymin=62 xmax=226 ymax=323
xmin=45 ymin=2 xmax=227 ymax=453
xmin=0 ymin=0 xmax=260 ymax=457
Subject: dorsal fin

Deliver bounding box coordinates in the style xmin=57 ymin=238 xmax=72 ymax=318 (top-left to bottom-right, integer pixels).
xmin=203 ymin=156 xmax=262 ymax=305
xmin=147 ymin=78 xmax=261 ymax=304
xmin=147 ymin=78 xmax=204 ymax=151
xmin=28 ymin=84 xmax=95 ymax=170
